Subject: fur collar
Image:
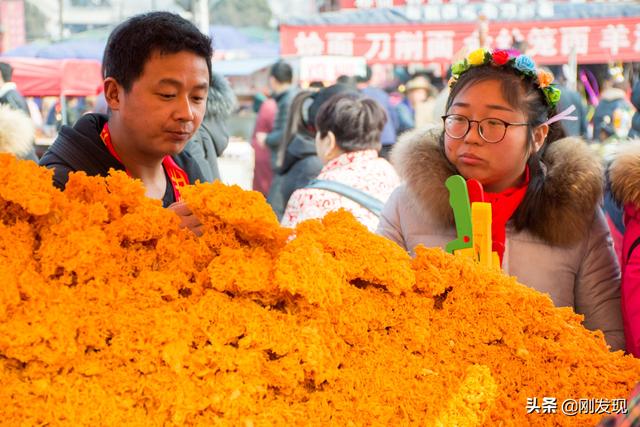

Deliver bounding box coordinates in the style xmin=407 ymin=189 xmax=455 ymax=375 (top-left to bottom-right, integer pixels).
xmin=206 ymin=72 xmax=236 ymax=119
xmin=609 ymin=142 xmax=640 ymax=206
xmin=391 ymin=128 xmax=604 ymax=247
xmin=0 ymin=104 xmax=34 ymax=157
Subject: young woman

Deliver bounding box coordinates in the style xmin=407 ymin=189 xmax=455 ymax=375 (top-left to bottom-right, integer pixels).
xmin=282 ymin=92 xmax=400 ymax=232
xmin=377 ymin=49 xmax=625 ymax=351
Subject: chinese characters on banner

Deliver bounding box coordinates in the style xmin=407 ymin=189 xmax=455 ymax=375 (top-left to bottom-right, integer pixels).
xmin=0 ymin=0 xmax=26 ymax=54
xmin=281 ymin=17 xmax=640 ymax=65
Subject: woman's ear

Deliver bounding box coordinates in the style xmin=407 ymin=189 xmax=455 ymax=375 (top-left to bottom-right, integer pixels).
xmin=104 ymin=77 xmax=122 ymax=111
xmin=532 ymin=124 xmax=549 ymax=153
xmin=326 ymin=131 xmax=337 ymax=152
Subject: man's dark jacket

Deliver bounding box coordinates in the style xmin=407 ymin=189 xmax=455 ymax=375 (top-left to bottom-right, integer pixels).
xmin=39 ymin=113 xmax=206 ymax=207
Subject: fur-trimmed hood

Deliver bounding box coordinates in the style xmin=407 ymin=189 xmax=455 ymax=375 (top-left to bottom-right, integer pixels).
xmin=391 ymin=127 xmax=604 ymax=247
xmin=206 ymin=72 xmax=236 ymax=119
xmin=0 ymin=103 xmax=34 ymax=157
xmin=609 ymin=142 xmax=640 ymax=207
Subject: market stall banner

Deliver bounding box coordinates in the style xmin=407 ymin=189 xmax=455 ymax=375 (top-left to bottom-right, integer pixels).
xmin=280 ymin=16 xmax=640 ymax=65
xmin=0 ymin=57 xmax=102 ymax=97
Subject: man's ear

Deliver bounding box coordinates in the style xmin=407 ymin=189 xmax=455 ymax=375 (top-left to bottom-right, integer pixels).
xmin=104 ymin=77 xmax=122 ymax=111
xmin=532 ymin=123 xmax=549 ymax=153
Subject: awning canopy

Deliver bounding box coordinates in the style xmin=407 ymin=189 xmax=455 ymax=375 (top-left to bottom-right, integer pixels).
xmin=2 ymin=39 xmax=106 ymax=61
xmin=2 ymin=25 xmax=279 ymax=62
xmin=213 ymin=57 xmax=277 ymax=77
xmin=0 ymin=57 xmax=102 ymax=97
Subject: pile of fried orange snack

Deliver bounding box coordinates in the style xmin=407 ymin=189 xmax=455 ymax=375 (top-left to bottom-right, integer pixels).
xmin=1 ymin=154 xmax=639 ymax=426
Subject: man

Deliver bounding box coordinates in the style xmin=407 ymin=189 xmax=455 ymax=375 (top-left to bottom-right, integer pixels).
xmin=265 ymin=60 xmax=296 ymax=169
xmin=0 ymin=62 xmax=30 ymax=115
xmin=40 ymin=12 xmax=210 ymax=213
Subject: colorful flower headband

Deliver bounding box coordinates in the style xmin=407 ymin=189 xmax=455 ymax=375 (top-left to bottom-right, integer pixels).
xmin=448 ymin=48 xmax=562 ymax=109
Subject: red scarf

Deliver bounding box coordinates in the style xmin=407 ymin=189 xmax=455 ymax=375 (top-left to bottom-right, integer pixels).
xmin=99 ymin=123 xmax=189 ymax=201
xmin=468 ymin=167 xmax=530 ymax=264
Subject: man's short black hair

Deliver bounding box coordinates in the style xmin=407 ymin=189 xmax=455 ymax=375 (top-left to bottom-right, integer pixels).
xmin=0 ymin=62 xmax=12 ymax=82
xmin=270 ymin=61 xmax=293 ymax=84
xmin=102 ymin=11 xmax=213 ymax=92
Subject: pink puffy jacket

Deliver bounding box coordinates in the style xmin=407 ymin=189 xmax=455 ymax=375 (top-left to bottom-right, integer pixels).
xmin=620 ymin=205 xmax=640 ymax=357
xmin=609 ymin=143 xmax=640 ymax=357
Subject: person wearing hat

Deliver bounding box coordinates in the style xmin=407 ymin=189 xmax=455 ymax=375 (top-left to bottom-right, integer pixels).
xmin=396 ymin=74 xmax=438 ymax=134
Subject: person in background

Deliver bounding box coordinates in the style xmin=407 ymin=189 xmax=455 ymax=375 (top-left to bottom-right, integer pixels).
xmin=336 ymin=75 xmax=357 ymax=88
xmin=356 ymin=66 xmax=398 ymax=159
xmin=0 ymin=62 xmax=29 ymax=115
xmin=431 ymin=68 xmax=452 ymax=124
xmin=609 ymin=142 xmax=640 ymax=358
xmin=265 ymin=60 xmax=296 ymax=170
xmin=396 ymin=74 xmax=437 ymax=134
xmin=0 ymin=104 xmax=37 ymax=161
xmin=629 ymin=79 xmax=640 ymax=139
xmin=251 ymin=95 xmax=277 ymax=196
xmin=593 ymin=75 xmax=633 ymax=142
xmin=183 ymin=71 xmax=236 ymax=182
xmin=268 ymin=84 xmax=357 ymax=219
xmin=282 ymin=92 xmax=400 ymax=232
xmin=378 ymin=49 xmax=624 ymax=350
xmin=546 ymin=66 xmax=588 ymax=138
xmin=0 ymin=62 xmax=38 ymax=161
xmin=267 ymin=90 xmax=318 ymax=219
xmin=39 ymin=11 xmax=211 ymax=235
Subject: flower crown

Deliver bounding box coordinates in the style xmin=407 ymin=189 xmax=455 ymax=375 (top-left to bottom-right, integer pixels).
xmin=448 ymin=48 xmax=561 ymax=109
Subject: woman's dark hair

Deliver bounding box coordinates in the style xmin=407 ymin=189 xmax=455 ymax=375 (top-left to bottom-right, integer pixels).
xmin=441 ymin=64 xmax=566 ymax=231
xmin=102 ymin=11 xmax=213 ymax=92
xmin=276 ymin=90 xmax=314 ymax=169
xmin=315 ymin=92 xmax=387 ymax=152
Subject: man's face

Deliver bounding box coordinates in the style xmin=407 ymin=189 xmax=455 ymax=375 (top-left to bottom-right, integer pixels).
xmin=109 ymin=50 xmax=209 ymax=158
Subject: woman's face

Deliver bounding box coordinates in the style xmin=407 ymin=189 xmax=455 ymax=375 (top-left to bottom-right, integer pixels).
xmin=408 ymin=88 xmax=428 ymax=106
xmin=444 ymin=79 xmax=533 ymax=193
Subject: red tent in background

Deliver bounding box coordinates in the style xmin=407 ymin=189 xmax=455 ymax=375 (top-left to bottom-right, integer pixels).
xmin=0 ymin=57 xmax=102 ymax=97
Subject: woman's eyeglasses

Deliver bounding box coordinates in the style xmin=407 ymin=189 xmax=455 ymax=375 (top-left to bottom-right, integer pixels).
xmin=441 ymin=114 xmax=529 ymax=144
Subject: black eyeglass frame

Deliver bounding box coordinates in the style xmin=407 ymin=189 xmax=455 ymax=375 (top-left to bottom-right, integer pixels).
xmin=441 ymin=114 xmax=530 ymax=144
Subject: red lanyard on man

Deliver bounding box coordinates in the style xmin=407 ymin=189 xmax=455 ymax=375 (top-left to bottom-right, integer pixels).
xmin=99 ymin=123 xmax=189 ymax=201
